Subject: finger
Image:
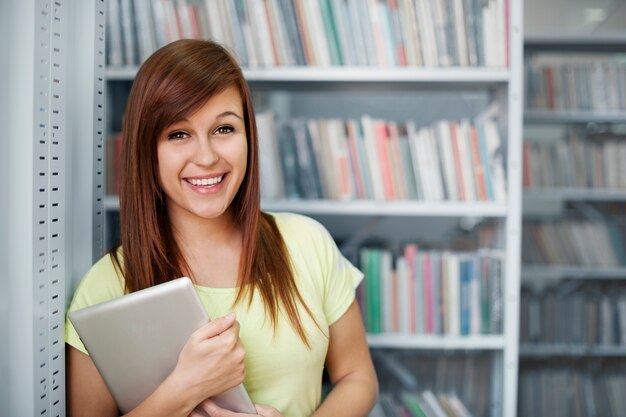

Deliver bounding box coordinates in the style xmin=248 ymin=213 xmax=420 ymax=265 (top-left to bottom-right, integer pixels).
xmin=197 ymin=399 xmax=234 ymax=417
xmin=254 ymin=403 xmax=281 ymax=416
xmin=192 ymin=312 xmax=236 ymax=341
xmin=199 ymin=399 xmax=263 ymax=417
xmin=189 ymin=411 xmax=206 ymax=417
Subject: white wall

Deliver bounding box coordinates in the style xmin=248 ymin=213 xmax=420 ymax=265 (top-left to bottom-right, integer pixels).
xmin=0 ymin=0 xmax=12 ymax=410
xmin=1 ymin=0 xmax=37 ymax=414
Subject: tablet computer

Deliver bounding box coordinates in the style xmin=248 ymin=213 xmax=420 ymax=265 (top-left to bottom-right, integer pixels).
xmin=69 ymin=277 xmax=257 ymax=415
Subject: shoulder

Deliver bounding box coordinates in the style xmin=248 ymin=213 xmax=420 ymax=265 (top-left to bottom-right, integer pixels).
xmin=269 ymin=212 xmax=332 ymax=243
xmin=68 ymin=250 xmax=126 ymax=312
xmin=266 ymin=212 xmax=342 ymax=272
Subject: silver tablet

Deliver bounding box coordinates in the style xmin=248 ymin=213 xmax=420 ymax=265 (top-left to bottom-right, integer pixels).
xmin=69 ymin=277 xmax=257 ymax=415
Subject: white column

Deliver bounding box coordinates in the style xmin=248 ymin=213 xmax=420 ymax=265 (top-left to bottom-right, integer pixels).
xmin=0 ymin=0 xmax=105 ymax=415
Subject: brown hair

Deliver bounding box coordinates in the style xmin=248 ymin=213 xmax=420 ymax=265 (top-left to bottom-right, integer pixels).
xmin=111 ymin=39 xmax=317 ymax=345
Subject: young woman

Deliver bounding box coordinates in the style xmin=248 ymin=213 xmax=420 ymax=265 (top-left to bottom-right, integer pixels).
xmin=65 ymin=39 xmax=378 ymax=417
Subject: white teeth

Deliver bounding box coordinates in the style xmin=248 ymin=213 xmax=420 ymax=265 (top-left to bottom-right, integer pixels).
xmin=189 ymin=176 xmax=223 ymax=186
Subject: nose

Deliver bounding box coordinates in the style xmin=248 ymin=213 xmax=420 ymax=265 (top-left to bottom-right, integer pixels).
xmin=193 ymin=137 xmax=219 ymax=167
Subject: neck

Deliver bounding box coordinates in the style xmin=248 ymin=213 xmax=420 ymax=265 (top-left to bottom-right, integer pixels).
xmin=170 ymin=209 xmax=239 ymax=247
xmin=167 ymin=208 xmax=244 ymax=287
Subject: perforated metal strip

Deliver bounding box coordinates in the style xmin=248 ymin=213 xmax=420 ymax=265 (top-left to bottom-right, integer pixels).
xmin=94 ymin=0 xmax=106 ymax=259
xmin=33 ymin=1 xmax=65 ymax=415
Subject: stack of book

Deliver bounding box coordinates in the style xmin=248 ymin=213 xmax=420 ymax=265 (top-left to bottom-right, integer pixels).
xmin=522 ymin=219 xmax=626 ymax=267
xmin=519 ymin=366 xmax=626 ymax=417
xmin=372 ymin=352 xmax=493 ymax=417
xmin=524 ymin=128 xmax=626 ymax=191
xmin=107 ymin=0 xmax=509 ymax=68
xmin=526 ymin=53 xmax=626 ymax=112
xmin=372 ymin=391 xmax=474 ymax=417
xmin=358 ymin=246 xmax=504 ymax=336
xmin=520 ymin=282 xmax=626 ymax=347
xmin=257 ymin=111 xmax=506 ymax=202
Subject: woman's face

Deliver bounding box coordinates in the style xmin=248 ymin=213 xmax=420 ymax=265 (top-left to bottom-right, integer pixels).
xmin=156 ymin=86 xmax=248 ymax=224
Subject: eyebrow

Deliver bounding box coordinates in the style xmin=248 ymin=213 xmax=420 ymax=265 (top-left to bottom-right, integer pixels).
xmin=216 ymin=111 xmax=243 ymax=121
xmin=168 ymin=110 xmax=244 ymax=129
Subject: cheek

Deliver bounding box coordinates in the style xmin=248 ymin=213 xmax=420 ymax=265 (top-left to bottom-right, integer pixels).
xmin=156 ymin=145 xmax=180 ymax=187
xmin=226 ymin=136 xmax=248 ymax=173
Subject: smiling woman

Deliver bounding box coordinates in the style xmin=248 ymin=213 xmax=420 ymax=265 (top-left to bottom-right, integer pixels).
xmin=65 ymin=39 xmax=378 ymax=417
xmin=157 ymin=87 xmax=248 ymax=225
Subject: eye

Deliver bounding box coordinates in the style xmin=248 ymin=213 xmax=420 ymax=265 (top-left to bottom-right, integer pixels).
xmin=167 ymin=130 xmax=190 ymax=140
xmin=214 ymin=125 xmax=235 ymax=135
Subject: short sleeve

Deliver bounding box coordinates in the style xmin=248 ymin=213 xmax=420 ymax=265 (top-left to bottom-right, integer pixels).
xmin=318 ymin=226 xmax=364 ymax=325
xmin=65 ymin=254 xmax=126 ymax=354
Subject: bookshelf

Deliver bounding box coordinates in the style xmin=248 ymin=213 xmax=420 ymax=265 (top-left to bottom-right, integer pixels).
xmin=520 ymin=33 xmax=626 ymax=416
xmin=103 ymin=1 xmax=523 ymax=416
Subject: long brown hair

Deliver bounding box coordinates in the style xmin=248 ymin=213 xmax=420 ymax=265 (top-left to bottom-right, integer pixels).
xmin=111 ymin=39 xmax=317 ymax=345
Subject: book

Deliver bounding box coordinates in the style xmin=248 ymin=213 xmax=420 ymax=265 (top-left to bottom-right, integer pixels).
xmin=374 ymin=121 xmax=396 ymax=200
xmin=415 ymin=0 xmax=439 ymax=67
xmin=292 ymin=0 xmax=314 ymax=64
xmin=330 ymin=0 xmax=356 ymax=66
xmin=449 ymin=120 xmax=467 ymax=200
xmin=266 ymin=0 xmax=291 ymax=66
xmin=278 ymin=0 xmax=306 ymax=65
xmin=226 ymin=0 xmax=250 ymax=67
xmin=434 ymin=120 xmax=458 ymax=200
xmin=469 ymin=125 xmax=487 ymax=200
xmin=381 ymin=250 xmax=394 ymax=333
xmin=247 ymin=0 xmax=277 ymax=67
xmin=397 ymin=0 xmax=422 ymax=67
xmin=406 ymin=121 xmax=426 ymax=200
xmin=396 ymin=257 xmax=411 ymax=333
xmin=256 ymin=111 xmax=285 ymax=200
xmin=120 ymin=0 xmax=138 ymax=66
xmin=132 ymin=0 xmax=157 ymax=63
xmin=361 ymin=116 xmax=386 ymax=200
xmin=422 ymin=252 xmax=434 ymax=334
xmin=319 ymin=0 xmax=343 ymax=65
xmin=277 ymin=123 xmax=301 ymax=198
xmin=398 ymin=128 xmax=421 ymax=199
xmin=304 ymin=0 xmax=332 ymax=66
xmin=107 ymin=0 xmax=124 ymax=67
xmin=457 ymin=120 xmax=477 ymax=200
xmin=405 ymin=244 xmax=419 ymax=334
xmin=387 ymin=122 xmax=408 ymax=200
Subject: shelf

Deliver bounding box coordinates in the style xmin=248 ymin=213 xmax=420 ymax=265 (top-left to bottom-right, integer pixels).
xmin=524 ymin=188 xmax=626 ymax=202
xmin=525 ymin=35 xmax=626 ymax=50
xmin=261 ymin=199 xmax=507 ymax=217
xmin=519 ymin=344 xmax=626 ymax=358
xmin=105 ymin=196 xmax=507 ymax=217
xmin=522 ymin=265 xmax=626 ymax=280
xmin=106 ymin=66 xmax=510 ymax=86
xmin=524 ymin=110 xmax=626 ymax=124
xmin=367 ymin=334 xmax=505 ymax=350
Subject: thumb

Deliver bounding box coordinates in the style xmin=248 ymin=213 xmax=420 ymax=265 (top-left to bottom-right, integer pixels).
xmin=195 ymin=312 xmax=236 ymax=340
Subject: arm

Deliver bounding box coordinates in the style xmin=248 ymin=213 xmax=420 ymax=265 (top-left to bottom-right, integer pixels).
xmin=192 ymin=301 xmax=378 ymax=417
xmin=66 ymin=313 xmax=246 ymax=417
xmin=313 ymin=300 xmax=379 ymax=417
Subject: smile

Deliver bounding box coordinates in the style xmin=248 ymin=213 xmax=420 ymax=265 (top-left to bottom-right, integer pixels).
xmin=186 ymin=175 xmax=224 ymax=187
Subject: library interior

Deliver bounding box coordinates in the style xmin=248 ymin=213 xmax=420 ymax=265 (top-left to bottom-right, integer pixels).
xmin=1 ymin=0 xmax=626 ymax=416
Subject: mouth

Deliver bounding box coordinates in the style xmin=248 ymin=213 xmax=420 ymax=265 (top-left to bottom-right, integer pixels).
xmin=184 ymin=175 xmax=225 ymax=188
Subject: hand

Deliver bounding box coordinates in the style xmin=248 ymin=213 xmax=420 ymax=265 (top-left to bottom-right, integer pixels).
xmin=189 ymin=399 xmax=283 ymax=417
xmin=168 ymin=312 xmax=247 ymax=407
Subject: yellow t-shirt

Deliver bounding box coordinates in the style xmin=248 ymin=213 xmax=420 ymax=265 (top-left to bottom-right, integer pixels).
xmin=65 ymin=212 xmax=363 ymax=417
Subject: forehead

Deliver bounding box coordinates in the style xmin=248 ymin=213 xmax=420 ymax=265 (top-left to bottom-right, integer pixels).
xmin=189 ymin=85 xmax=244 ymax=118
